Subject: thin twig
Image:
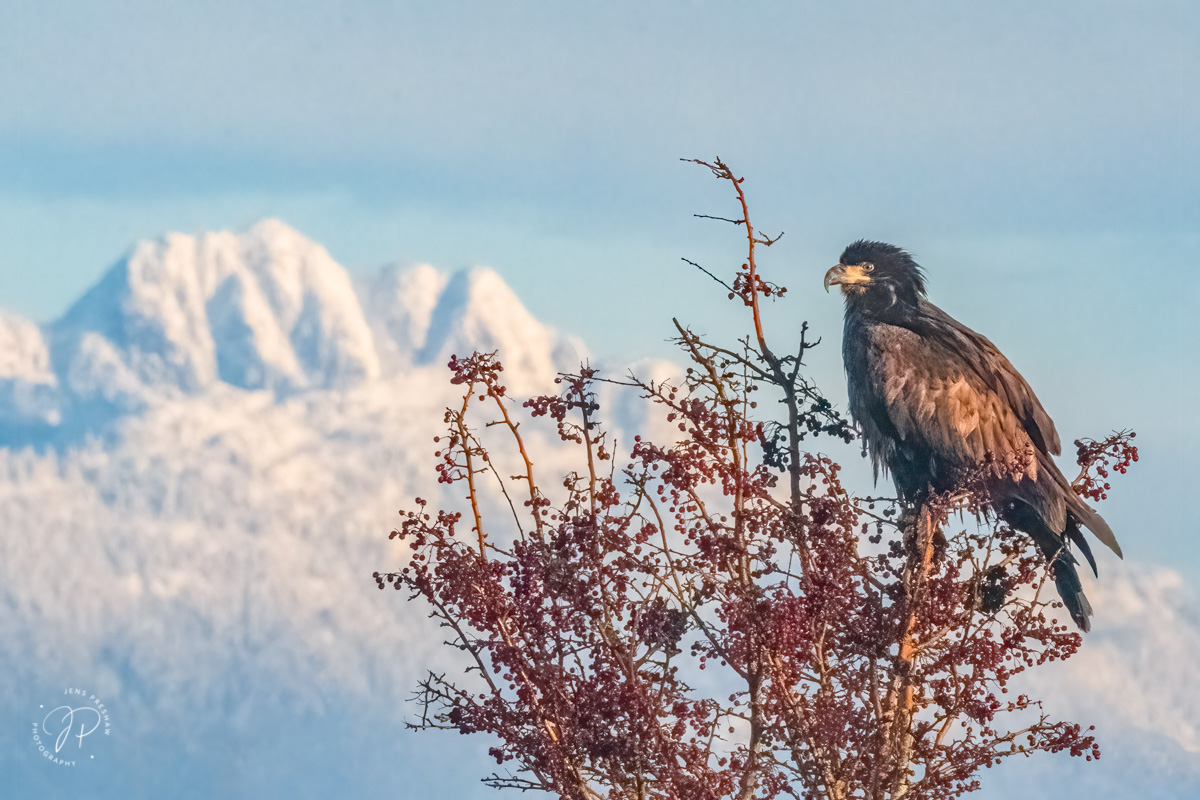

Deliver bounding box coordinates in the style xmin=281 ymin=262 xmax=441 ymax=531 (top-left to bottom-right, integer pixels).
xmin=682 ymin=257 xmax=736 ymax=292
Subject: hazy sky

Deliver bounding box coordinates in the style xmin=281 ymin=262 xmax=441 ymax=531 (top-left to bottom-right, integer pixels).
xmin=1 ymin=1 xmax=1197 ymax=564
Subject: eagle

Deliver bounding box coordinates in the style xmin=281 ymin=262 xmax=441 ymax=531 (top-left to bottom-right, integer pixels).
xmin=824 ymin=240 xmax=1121 ymax=631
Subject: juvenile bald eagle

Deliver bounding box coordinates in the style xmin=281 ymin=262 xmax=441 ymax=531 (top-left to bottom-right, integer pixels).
xmin=825 ymin=240 xmax=1121 ymax=631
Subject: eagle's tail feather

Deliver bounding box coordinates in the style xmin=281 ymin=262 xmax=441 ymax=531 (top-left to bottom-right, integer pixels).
xmin=1068 ymin=495 xmax=1123 ymax=559
xmin=999 ymin=500 xmax=1095 ymax=631
xmin=1048 ymin=547 xmax=1093 ymax=632
xmin=1024 ymin=521 xmax=1093 ymax=632
xmin=1066 ymin=520 xmax=1098 ymax=577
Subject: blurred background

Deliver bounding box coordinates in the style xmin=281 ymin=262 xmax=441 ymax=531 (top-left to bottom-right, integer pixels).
xmin=1 ymin=1 xmax=1196 ymax=797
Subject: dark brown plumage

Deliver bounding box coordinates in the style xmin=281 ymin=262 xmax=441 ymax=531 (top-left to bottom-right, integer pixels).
xmin=825 ymin=240 xmax=1121 ymax=631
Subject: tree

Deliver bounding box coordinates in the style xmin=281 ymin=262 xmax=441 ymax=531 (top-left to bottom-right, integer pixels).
xmin=375 ymin=158 xmax=1136 ymax=799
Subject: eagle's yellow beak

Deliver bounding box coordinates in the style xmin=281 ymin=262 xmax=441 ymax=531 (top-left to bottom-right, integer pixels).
xmin=824 ymin=263 xmax=873 ymax=292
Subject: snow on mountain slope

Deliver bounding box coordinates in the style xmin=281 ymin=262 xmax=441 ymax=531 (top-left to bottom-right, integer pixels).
xmin=360 ymin=262 xmax=448 ymax=373
xmin=0 ymin=381 xmax=435 ymax=708
xmin=48 ymin=220 xmax=381 ymax=405
xmin=0 ymin=312 xmax=60 ymax=430
xmin=26 ymin=221 xmax=580 ymax=437
xmin=0 ymin=311 xmax=53 ymax=381
xmin=419 ymin=267 xmax=583 ymax=393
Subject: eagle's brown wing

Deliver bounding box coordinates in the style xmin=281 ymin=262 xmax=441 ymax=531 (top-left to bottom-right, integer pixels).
xmin=863 ymin=320 xmax=1045 ymax=482
xmin=858 ymin=304 xmax=1120 ymax=559
xmin=911 ymin=302 xmax=1061 ymax=457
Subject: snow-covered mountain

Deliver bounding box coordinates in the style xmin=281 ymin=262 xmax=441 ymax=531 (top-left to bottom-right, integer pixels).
xmin=2 ymin=221 xmax=1197 ymax=799
xmin=49 ymin=219 xmax=376 ymax=403
xmin=3 ymin=220 xmax=579 ymax=444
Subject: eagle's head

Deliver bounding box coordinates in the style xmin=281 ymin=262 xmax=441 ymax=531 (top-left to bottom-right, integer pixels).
xmin=824 ymin=240 xmax=926 ymax=312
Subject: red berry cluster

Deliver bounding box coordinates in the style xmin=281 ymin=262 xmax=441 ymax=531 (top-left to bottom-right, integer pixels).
xmin=730 ymin=267 xmax=788 ymax=308
xmin=1073 ymin=430 xmax=1138 ymax=502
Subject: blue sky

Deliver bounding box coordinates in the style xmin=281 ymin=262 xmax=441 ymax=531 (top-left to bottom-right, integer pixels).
xmin=0 ymin=0 xmax=1197 ymax=564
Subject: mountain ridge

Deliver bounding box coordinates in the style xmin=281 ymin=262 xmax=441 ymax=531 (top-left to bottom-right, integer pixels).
xmin=1 ymin=219 xmax=576 ymax=441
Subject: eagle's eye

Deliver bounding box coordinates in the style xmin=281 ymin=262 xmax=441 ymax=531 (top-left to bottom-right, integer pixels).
xmin=862 ymin=263 xmax=875 ymax=272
